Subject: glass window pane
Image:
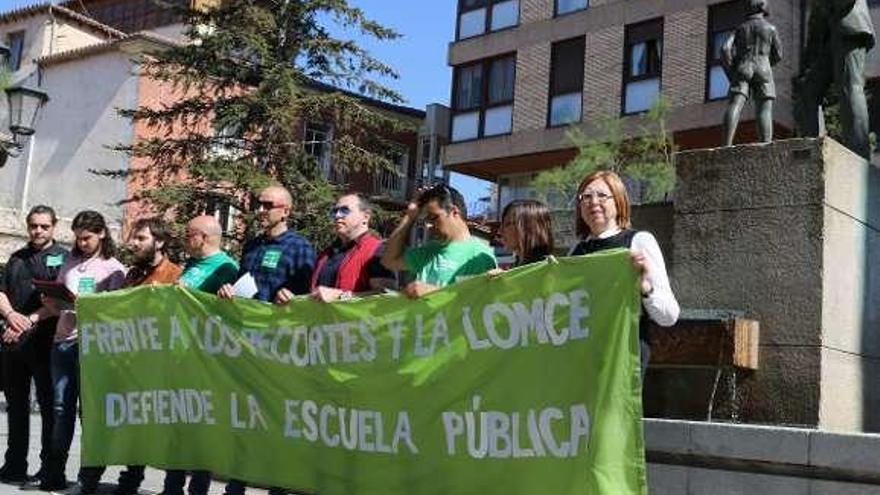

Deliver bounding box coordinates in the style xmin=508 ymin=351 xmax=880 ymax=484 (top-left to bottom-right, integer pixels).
xmin=630 ymin=42 xmax=647 ymax=77
xmin=557 ymin=0 xmax=588 ymax=15
xmin=708 ymin=65 xmax=729 ymax=100
xmin=488 ymin=56 xmax=515 ymax=104
xmin=455 ymin=65 xmax=483 ymax=110
xmin=458 ymin=8 xmax=487 ymax=39
xmin=491 ymin=0 xmax=519 ymax=31
xmin=712 ymin=30 xmax=733 ymax=60
xmin=483 ymin=105 xmax=513 ymax=136
xmin=551 ymin=37 xmax=585 ymax=94
xmin=550 ymin=92 xmax=582 ymax=126
xmin=7 ymin=31 xmax=24 ymax=71
xmin=624 ymin=78 xmax=660 ymax=114
xmin=630 ymin=40 xmax=662 ymax=77
xmin=452 ymin=112 xmax=480 ymax=141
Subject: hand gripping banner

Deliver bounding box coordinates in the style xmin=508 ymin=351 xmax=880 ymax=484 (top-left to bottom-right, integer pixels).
xmin=77 ymin=249 xmax=646 ymax=495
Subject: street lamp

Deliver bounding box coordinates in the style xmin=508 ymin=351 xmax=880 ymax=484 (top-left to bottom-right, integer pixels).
xmin=0 ymin=84 xmax=49 ymax=167
xmin=6 ymin=85 xmax=49 ymax=137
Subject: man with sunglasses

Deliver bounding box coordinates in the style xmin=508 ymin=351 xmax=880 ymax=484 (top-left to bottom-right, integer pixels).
xmin=278 ymin=193 xmax=395 ymax=304
xmin=217 ymin=185 xmax=314 ymax=495
xmin=382 ymin=184 xmax=496 ymax=298
xmin=0 ymin=205 xmax=67 ymax=486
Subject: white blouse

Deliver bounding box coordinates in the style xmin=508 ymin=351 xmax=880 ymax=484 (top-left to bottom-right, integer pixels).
xmin=569 ymin=228 xmax=680 ymax=327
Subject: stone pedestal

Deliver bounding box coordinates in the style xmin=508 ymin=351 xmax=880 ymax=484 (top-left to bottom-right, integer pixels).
xmin=670 ymin=138 xmax=880 ymax=432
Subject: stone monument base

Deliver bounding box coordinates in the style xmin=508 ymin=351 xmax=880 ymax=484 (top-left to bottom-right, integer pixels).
xmin=644 ymin=138 xmax=879 ymax=432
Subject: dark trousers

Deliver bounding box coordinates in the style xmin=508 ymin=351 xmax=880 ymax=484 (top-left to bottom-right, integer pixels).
xmin=164 ymin=469 xmax=211 ymax=495
xmin=1 ymin=338 xmax=54 ymax=476
xmin=78 ymin=465 xmax=145 ymax=493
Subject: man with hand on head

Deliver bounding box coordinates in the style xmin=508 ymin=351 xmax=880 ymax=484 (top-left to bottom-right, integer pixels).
xmin=382 ymin=184 xmax=496 ymax=298
xmin=277 ymin=193 xmax=395 ymax=304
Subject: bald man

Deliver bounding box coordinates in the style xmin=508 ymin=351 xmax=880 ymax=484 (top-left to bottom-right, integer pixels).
xmin=178 ymin=215 xmax=239 ymax=293
xmin=216 ymin=186 xmax=313 ymax=495
xmin=218 ymin=185 xmax=315 ymax=303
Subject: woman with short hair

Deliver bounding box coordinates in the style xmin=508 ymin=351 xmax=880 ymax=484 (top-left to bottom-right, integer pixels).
xmin=570 ymin=170 xmax=680 ymax=377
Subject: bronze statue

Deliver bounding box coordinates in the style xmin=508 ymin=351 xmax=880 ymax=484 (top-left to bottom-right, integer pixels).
xmin=796 ymin=0 xmax=876 ymax=159
xmin=722 ymin=0 xmax=782 ymax=146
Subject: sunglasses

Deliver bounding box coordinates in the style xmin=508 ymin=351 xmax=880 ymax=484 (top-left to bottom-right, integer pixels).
xmin=254 ymin=200 xmax=285 ymax=211
xmin=330 ymin=206 xmax=352 ymax=218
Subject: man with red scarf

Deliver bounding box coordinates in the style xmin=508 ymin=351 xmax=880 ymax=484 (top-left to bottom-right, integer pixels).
xmin=276 ymin=193 xmax=396 ymax=304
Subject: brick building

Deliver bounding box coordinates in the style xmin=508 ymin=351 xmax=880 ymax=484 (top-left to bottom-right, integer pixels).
xmin=444 ymin=0 xmax=880 ymax=214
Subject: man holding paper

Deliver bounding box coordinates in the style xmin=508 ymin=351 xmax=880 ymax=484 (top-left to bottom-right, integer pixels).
xmin=218 ymin=185 xmax=316 ymax=304
xmin=217 ymin=185 xmax=314 ymax=495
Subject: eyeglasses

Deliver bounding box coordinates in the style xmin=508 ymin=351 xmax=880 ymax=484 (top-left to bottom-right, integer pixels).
xmin=329 ymin=206 xmax=352 ymax=218
xmin=255 ymin=200 xmax=284 ymax=211
xmin=577 ymin=190 xmax=613 ymax=204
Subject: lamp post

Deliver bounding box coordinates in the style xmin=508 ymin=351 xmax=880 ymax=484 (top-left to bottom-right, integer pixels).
xmin=0 ymin=43 xmax=49 ymax=168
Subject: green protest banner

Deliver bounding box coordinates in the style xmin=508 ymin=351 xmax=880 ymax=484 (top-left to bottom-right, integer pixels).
xmin=77 ymin=249 xmax=646 ymax=495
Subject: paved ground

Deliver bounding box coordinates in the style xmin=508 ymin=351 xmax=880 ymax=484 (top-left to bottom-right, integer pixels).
xmin=0 ymin=413 xmax=270 ymax=495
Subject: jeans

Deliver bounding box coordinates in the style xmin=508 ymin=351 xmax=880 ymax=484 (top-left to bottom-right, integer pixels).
xmin=44 ymin=340 xmax=80 ymax=483
xmin=1 ymin=336 xmax=54 ymax=476
xmin=163 ymin=470 xmax=211 ymax=495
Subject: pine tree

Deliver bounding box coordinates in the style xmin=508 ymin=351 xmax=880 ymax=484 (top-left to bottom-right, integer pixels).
xmin=113 ymin=0 xmax=412 ymax=249
xmin=532 ymin=98 xmax=676 ymax=206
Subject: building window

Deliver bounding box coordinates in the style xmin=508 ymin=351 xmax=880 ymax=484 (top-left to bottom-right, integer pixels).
xmin=6 ymin=31 xmax=24 ymax=71
xmin=623 ymin=19 xmax=663 ymax=115
xmin=451 ymin=54 xmax=516 ymax=141
xmin=707 ymin=1 xmax=744 ymax=101
xmin=304 ymin=123 xmax=332 ymax=175
xmin=556 ymin=0 xmax=588 ymax=16
xmin=548 ymin=37 xmax=585 ymax=127
xmin=457 ymin=0 xmax=519 ymax=40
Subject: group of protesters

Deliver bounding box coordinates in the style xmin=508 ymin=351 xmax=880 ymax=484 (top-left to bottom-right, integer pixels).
xmin=0 ymin=170 xmax=678 ymax=495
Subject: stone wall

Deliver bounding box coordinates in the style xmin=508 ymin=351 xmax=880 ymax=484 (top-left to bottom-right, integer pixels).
xmin=671 ymin=138 xmax=880 ymax=431
xmin=646 ymin=418 xmax=880 ymax=494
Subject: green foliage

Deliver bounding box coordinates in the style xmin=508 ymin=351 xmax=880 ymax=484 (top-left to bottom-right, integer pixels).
xmin=533 ymin=98 xmax=676 ymax=206
xmin=113 ymin=0 xmax=413 ymax=251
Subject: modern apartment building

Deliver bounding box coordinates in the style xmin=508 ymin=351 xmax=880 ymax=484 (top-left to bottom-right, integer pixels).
xmin=444 ymin=0 xmax=880 ymax=213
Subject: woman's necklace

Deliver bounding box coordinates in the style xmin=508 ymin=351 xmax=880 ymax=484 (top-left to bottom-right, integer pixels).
xmin=76 ymin=253 xmax=100 ymax=273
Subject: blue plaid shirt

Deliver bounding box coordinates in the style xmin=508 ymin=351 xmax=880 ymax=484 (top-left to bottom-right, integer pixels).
xmin=239 ymin=229 xmax=316 ymax=302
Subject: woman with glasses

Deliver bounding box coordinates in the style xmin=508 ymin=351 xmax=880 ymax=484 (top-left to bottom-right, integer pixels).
xmin=496 ymin=199 xmax=555 ymax=268
xmin=570 ymin=170 xmax=679 ymax=377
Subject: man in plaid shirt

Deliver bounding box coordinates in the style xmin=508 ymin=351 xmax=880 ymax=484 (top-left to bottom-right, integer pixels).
xmin=217 ymin=185 xmax=315 ymax=495
xmin=219 ymin=185 xmax=316 ymax=304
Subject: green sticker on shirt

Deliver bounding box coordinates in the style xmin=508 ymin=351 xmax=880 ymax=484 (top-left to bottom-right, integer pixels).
xmin=78 ymin=277 xmax=96 ymax=295
xmin=261 ymin=249 xmax=282 ymax=270
xmin=46 ymin=254 xmax=64 ymax=267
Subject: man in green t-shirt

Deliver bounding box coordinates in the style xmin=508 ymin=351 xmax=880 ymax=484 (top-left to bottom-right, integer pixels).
xmin=382 ymin=184 xmax=496 ymax=298
xmin=179 ymin=216 xmax=239 ymax=293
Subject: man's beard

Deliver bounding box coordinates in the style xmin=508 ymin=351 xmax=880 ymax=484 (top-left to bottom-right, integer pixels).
xmin=134 ymin=244 xmax=157 ymax=266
